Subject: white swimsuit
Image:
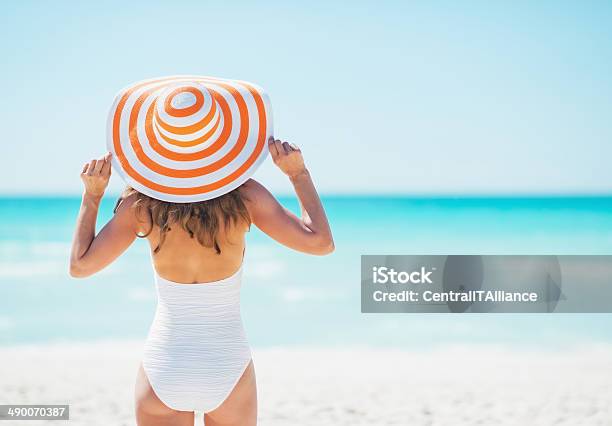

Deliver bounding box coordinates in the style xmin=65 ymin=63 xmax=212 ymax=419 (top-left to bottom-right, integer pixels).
xmin=142 ymin=264 xmax=251 ymax=413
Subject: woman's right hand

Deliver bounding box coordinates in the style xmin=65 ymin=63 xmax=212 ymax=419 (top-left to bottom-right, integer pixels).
xmin=268 ymin=137 xmax=307 ymax=179
xmin=80 ymin=152 xmax=112 ymax=198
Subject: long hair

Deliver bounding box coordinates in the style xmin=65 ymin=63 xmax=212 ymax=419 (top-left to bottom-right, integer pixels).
xmin=114 ymin=186 xmax=250 ymax=254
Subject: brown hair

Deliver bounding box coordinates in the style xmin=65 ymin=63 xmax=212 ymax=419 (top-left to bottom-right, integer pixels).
xmin=114 ymin=186 xmax=250 ymax=254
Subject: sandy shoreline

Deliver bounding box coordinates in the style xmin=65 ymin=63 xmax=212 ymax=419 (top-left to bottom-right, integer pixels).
xmin=1 ymin=341 xmax=611 ymax=425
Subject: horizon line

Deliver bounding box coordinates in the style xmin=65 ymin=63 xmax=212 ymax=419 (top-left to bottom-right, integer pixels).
xmin=1 ymin=191 xmax=612 ymax=199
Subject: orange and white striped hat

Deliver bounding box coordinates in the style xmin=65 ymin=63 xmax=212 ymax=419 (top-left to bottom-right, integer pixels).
xmin=107 ymin=75 xmax=273 ymax=203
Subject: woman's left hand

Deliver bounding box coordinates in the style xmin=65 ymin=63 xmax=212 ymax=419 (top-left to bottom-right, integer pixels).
xmin=81 ymin=152 xmax=112 ymax=198
xmin=268 ymin=137 xmax=307 ymax=179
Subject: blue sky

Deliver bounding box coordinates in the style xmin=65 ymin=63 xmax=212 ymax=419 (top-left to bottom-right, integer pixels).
xmin=1 ymin=0 xmax=611 ymax=195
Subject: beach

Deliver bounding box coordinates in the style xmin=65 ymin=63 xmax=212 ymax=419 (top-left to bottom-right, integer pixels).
xmin=1 ymin=341 xmax=611 ymax=425
xmin=2 ymin=196 xmax=612 ymax=424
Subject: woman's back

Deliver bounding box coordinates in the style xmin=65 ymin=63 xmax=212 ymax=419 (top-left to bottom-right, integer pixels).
xmin=145 ymin=220 xmax=248 ymax=284
xmin=120 ymin=186 xmax=251 ymax=284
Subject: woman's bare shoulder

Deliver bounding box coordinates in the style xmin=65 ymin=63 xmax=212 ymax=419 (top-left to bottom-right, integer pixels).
xmin=114 ymin=192 xmax=147 ymax=233
xmin=240 ymin=179 xmax=277 ymax=213
xmin=114 ymin=191 xmax=139 ymax=213
xmin=240 ymin=179 xmax=270 ymax=200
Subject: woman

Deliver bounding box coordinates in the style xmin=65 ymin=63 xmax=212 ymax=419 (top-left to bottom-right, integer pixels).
xmin=69 ymin=137 xmax=334 ymax=425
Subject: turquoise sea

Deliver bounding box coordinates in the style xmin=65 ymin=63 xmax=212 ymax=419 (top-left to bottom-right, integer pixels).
xmin=1 ymin=196 xmax=611 ymax=348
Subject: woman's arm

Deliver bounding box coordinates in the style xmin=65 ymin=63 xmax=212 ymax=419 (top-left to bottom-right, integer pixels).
xmin=242 ymin=138 xmax=334 ymax=255
xmin=69 ymin=153 xmax=138 ymax=278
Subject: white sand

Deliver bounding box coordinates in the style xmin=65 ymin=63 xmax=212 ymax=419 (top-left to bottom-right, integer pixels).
xmin=0 ymin=341 xmax=611 ymax=425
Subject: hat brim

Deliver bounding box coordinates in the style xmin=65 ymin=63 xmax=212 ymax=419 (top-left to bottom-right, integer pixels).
xmin=106 ymin=75 xmax=273 ymax=203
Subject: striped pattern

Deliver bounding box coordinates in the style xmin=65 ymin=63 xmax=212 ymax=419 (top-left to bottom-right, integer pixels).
xmin=107 ymin=76 xmax=273 ymax=202
xmin=142 ymin=266 xmax=251 ymax=412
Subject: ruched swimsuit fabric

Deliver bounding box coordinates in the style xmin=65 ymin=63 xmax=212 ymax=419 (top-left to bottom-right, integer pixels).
xmin=142 ymin=265 xmax=251 ymax=412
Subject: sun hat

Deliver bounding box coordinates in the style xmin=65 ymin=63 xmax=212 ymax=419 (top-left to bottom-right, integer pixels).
xmin=107 ymin=75 xmax=273 ymax=203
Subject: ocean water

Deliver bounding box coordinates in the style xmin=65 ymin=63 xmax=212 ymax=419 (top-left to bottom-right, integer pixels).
xmin=0 ymin=196 xmax=611 ymax=348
